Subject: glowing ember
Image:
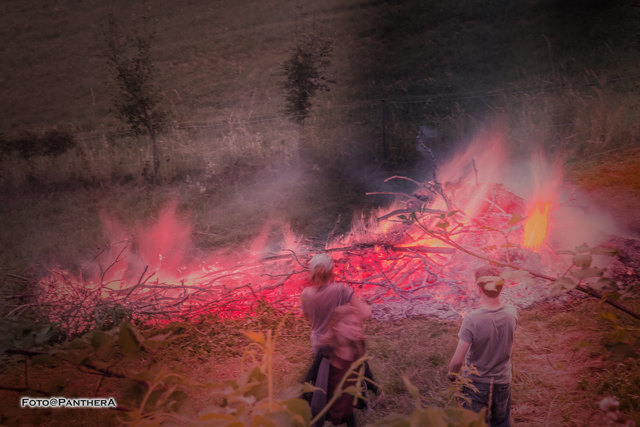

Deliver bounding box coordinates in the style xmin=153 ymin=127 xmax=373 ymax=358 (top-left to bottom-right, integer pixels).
xmin=32 ymin=133 xmax=614 ymax=335
xmin=522 ymin=201 xmax=551 ymax=252
xmin=33 ymin=178 xmax=560 ymax=335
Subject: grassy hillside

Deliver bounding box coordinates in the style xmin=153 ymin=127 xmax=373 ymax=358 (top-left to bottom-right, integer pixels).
xmin=2 ymin=0 xmax=638 ymax=143
xmin=0 ymin=0 xmax=639 ymax=274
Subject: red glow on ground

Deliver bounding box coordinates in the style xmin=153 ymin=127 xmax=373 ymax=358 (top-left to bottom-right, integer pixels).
xmin=35 ymin=133 xmax=583 ymax=333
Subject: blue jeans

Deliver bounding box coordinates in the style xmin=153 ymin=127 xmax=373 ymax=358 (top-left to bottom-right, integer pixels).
xmin=462 ymin=382 xmax=511 ymax=427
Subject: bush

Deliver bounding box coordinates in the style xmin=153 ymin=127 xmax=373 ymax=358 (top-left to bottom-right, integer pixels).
xmin=40 ymin=130 xmax=77 ymax=157
xmin=0 ymin=130 xmax=76 ymax=159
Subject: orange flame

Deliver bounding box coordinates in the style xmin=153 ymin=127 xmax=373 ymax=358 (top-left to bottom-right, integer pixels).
xmin=522 ymin=201 xmax=551 ymax=252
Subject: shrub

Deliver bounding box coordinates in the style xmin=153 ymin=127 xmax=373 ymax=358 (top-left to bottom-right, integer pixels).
xmin=0 ymin=130 xmax=76 ymax=159
xmin=40 ymin=129 xmax=76 ymax=157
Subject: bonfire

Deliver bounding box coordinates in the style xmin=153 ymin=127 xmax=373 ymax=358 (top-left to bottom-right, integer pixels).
xmin=26 ymin=138 xmax=638 ymax=336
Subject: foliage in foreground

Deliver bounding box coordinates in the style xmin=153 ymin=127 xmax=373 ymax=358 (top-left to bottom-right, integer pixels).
xmin=0 ymin=309 xmax=489 ymax=426
xmin=1 ymin=290 xmax=640 ymax=425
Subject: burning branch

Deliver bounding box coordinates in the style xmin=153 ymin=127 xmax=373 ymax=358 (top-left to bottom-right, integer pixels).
xmin=8 ymin=166 xmax=637 ymax=335
xmin=386 ymin=174 xmax=640 ymax=321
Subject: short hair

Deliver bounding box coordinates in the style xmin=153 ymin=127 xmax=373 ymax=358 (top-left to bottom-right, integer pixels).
xmin=474 ymin=265 xmax=503 ymax=298
xmin=309 ymin=253 xmax=334 ymax=286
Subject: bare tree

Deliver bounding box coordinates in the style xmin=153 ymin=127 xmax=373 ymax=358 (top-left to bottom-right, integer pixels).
xmin=104 ymin=14 xmax=168 ymax=185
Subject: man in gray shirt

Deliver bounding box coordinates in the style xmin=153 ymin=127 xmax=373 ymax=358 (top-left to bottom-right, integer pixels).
xmin=448 ymin=266 xmax=518 ymax=427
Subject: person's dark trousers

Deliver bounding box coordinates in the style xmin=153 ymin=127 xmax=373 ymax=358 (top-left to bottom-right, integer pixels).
xmin=462 ymin=382 xmax=511 ymax=427
xmin=339 ymin=412 xmax=356 ymax=427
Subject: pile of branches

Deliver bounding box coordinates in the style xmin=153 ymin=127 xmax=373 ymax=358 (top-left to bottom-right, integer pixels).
xmin=5 ymin=176 xmax=638 ymax=336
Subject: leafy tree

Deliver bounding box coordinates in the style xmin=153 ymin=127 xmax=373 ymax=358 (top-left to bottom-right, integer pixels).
xmin=103 ymin=14 xmax=168 ymax=185
xmin=281 ymin=33 xmax=334 ymax=151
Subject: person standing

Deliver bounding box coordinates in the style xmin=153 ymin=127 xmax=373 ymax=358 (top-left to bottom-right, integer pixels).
xmin=301 ymin=253 xmax=371 ymax=354
xmin=448 ymin=265 xmax=517 ymax=427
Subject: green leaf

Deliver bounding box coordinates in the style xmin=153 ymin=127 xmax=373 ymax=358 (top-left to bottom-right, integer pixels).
xmin=61 ymin=350 xmax=89 ymax=365
xmin=600 ymin=311 xmax=618 ymax=324
xmin=402 ymin=374 xmax=422 ymax=409
xmin=253 ymin=414 xmax=279 ymax=427
xmin=301 ymin=382 xmax=319 ymax=393
xmin=373 ymin=413 xmax=411 ymax=426
xmin=436 ymin=221 xmax=449 ymax=229
xmin=234 ymin=367 xmax=267 ymax=399
xmin=590 ymin=277 xmax=614 ymax=292
xmin=572 ymin=253 xmax=592 ymax=269
xmin=444 ymin=406 xmax=488 ymax=425
xmin=34 ymin=326 xmax=52 ymax=345
xmin=342 ymin=385 xmax=361 ymax=398
xmin=119 ymin=323 xmax=141 ymax=354
xmin=575 ymin=243 xmax=591 ymax=253
xmin=605 ymin=342 xmax=637 ymax=361
xmin=197 ymin=412 xmax=238 ymax=423
xmin=570 ymin=267 xmax=602 ymax=281
xmin=131 ymin=370 xmax=154 ymax=384
xmin=243 ymin=331 xmax=265 ymax=345
xmin=410 ymin=408 xmax=440 ymax=427
xmin=609 ymin=328 xmax=630 ymax=343
xmin=421 ymin=407 xmax=448 ymax=427
xmin=280 ymin=398 xmax=311 ymax=426
xmin=91 ymin=329 xmax=113 ymax=354
xmin=447 ymin=210 xmax=459 ymax=217
xmin=550 ymin=277 xmax=576 ymax=296
xmin=67 ymin=337 xmax=89 ymax=350
xmin=165 ymin=390 xmax=188 ymax=411
xmin=571 ymin=340 xmax=591 ymax=351
xmin=602 ymin=290 xmax=621 ymax=301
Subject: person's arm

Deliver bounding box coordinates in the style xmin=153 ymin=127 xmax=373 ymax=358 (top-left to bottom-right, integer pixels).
xmin=300 ymin=289 xmax=311 ymax=320
xmin=349 ymin=294 xmax=372 ymax=319
xmin=448 ymin=339 xmax=471 ymax=381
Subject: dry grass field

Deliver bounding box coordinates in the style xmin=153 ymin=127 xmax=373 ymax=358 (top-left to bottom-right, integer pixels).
xmin=1 ymin=1 xmax=640 ymax=426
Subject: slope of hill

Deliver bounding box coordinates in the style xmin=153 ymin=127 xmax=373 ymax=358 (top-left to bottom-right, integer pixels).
xmin=0 ymin=0 xmax=638 ymax=272
xmin=1 ymin=0 xmax=637 ymax=136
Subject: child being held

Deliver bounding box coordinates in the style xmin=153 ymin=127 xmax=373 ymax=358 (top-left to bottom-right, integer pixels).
xmin=303 ymin=304 xmax=382 ymax=426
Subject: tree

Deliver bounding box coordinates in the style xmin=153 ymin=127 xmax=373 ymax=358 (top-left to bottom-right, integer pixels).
xmin=103 ymin=14 xmax=168 ymax=185
xmin=281 ymin=33 xmax=334 ymax=151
